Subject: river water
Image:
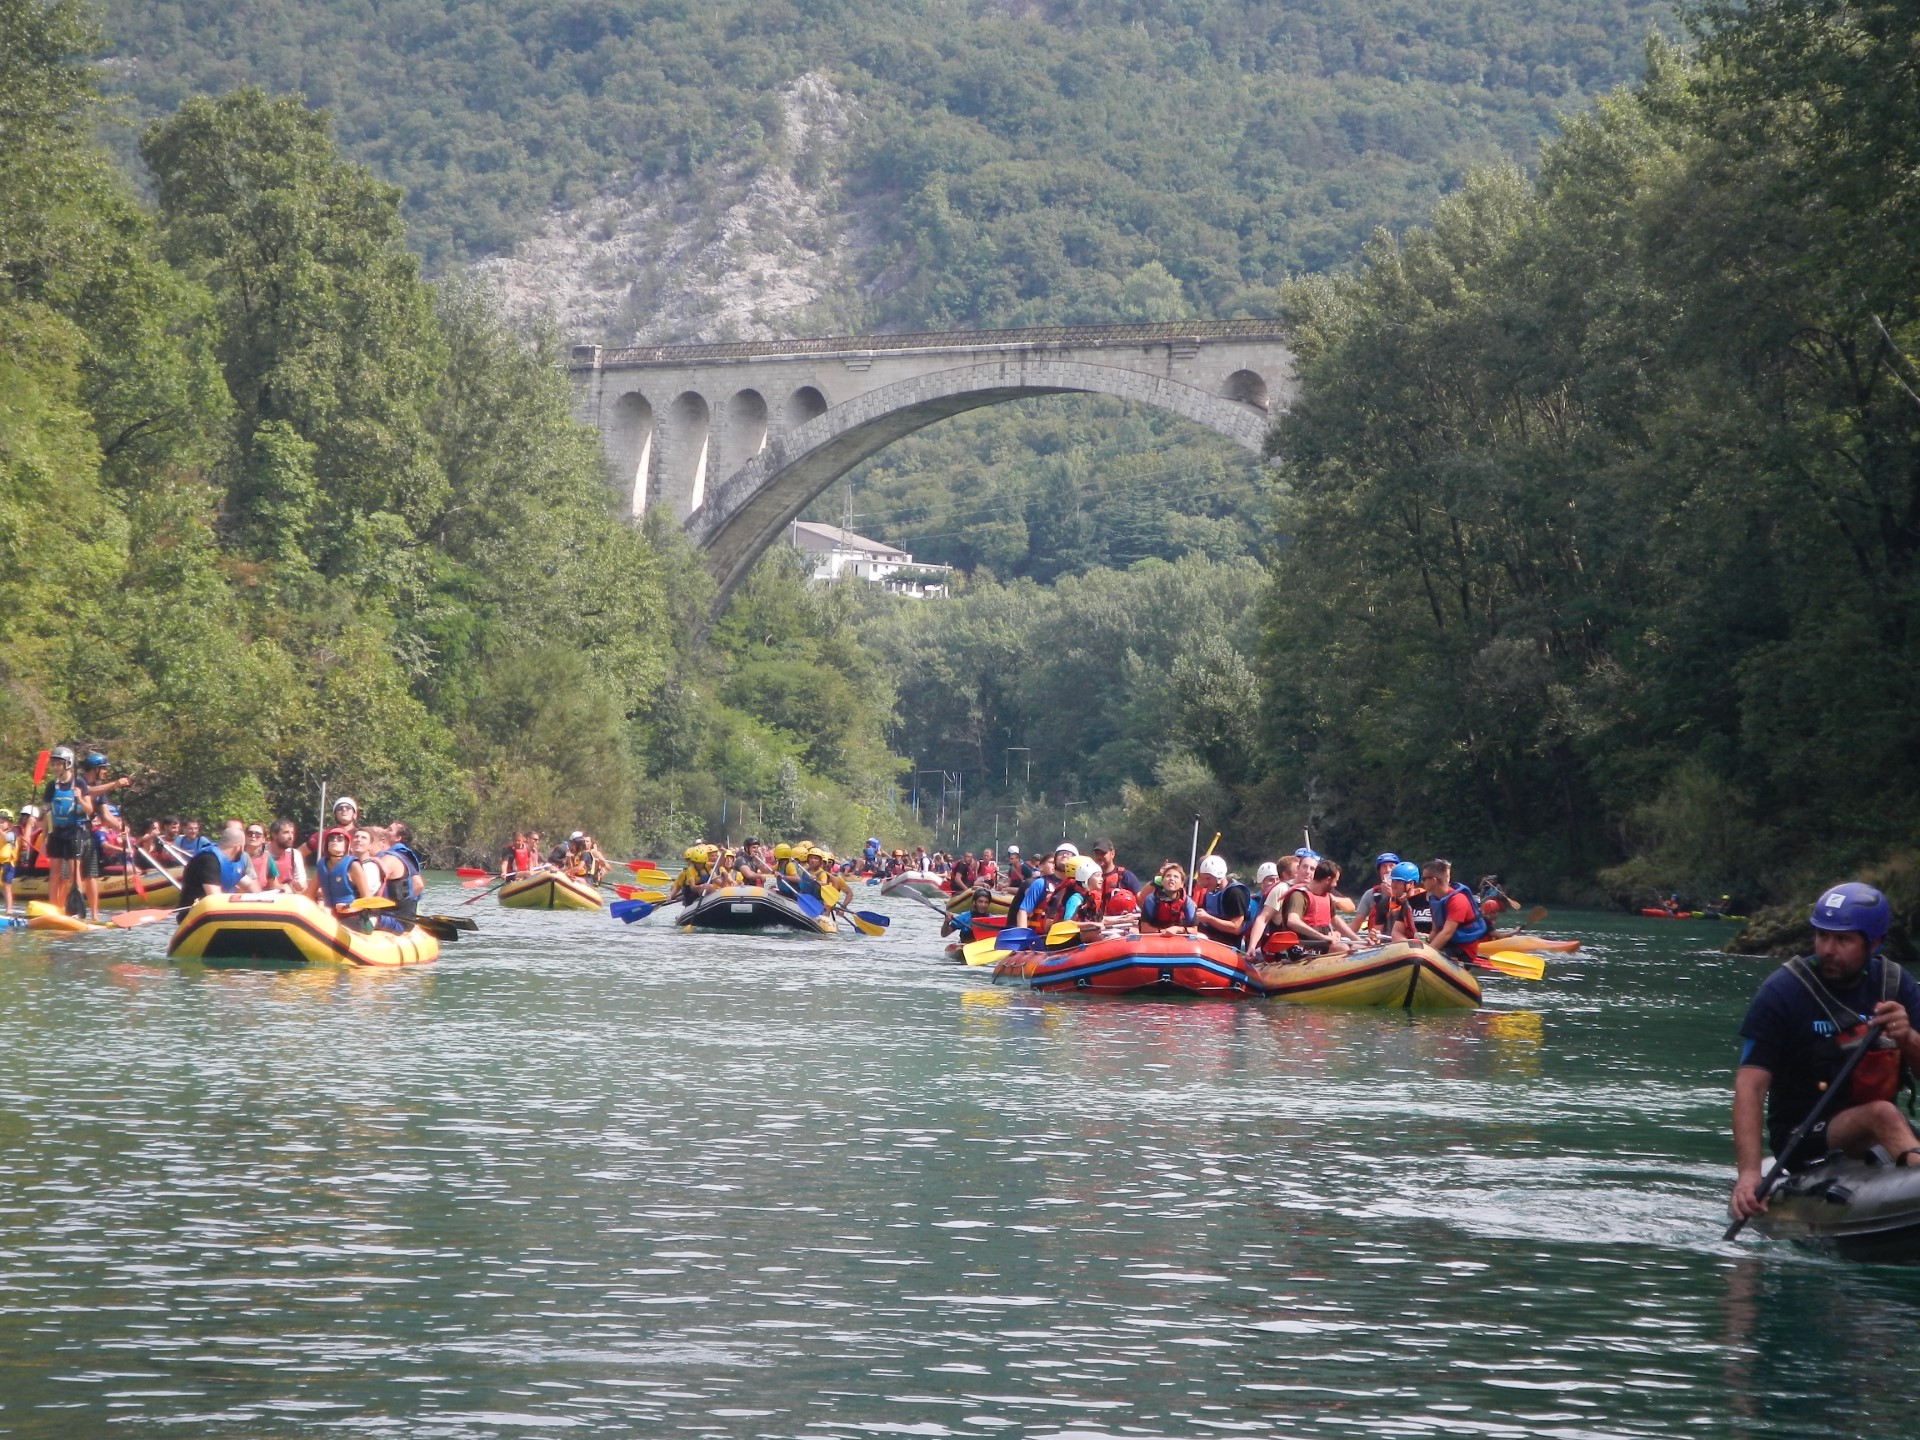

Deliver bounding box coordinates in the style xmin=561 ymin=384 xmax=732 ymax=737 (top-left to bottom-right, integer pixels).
xmin=0 ymin=886 xmax=1914 ymax=1438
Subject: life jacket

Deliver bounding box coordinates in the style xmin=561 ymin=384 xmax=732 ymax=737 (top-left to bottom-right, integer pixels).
xmin=247 ymin=850 xmax=271 ymax=888
xmin=1140 ymin=890 xmax=1194 ymax=929
xmin=1016 ymin=873 xmax=1055 ymax=921
xmin=510 ymin=842 xmax=537 ymax=873
xmin=1363 ymin=887 xmax=1394 ymax=934
xmin=1434 ymin=882 xmax=1489 ymax=944
xmin=1282 ymin=883 xmax=1333 ymax=931
xmin=271 ymin=844 xmax=306 ymax=889
xmin=381 ymin=843 xmax=423 ymax=921
xmin=214 ymin=849 xmax=249 ymax=893
xmin=1200 ymin=880 xmax=1253 ymax=932
xmin=318 ymin=854 xmax=358 ymax=910
xmin=1051 ymin=880 xmax=1093 ymax=924
xmin=46 ymin=780 xmax=83 ymax=832
xmin=1399 ymin=891 xmax=1435 ymax=936
xmin=1785 ymin=956 xmax=1908 ymax=1108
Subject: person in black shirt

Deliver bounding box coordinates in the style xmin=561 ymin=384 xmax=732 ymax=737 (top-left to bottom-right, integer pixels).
xmin=1730 ymin=882 xmax=1920 ymax=1221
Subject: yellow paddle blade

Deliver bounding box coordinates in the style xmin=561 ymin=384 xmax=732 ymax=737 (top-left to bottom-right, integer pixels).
xmin=1481 ymin=949 xmax=1547 ymax=980
xmin=846 ymin=911 xmax=884 ymax=937
xmin=820 ymin=883 xmax=842 ymax=909
xmin=346 ymin=895 xmax=396 ymax=912
xmin=961 ymin=935 xmax=1004 ymax=966
xmin=1044 ymin=920 xmax=1085 ymax=947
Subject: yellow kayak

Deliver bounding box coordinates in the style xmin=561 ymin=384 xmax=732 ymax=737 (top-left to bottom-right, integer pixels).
xmin=167 ymin=892 xmax=438 ymax=967
xmin=13 ymin=867 xmax=181 ymax=907
xmin=498 ymin=869 xmax=603 ymax=911
xmin=1252 ymin=941 xmax=1480 ymax=1009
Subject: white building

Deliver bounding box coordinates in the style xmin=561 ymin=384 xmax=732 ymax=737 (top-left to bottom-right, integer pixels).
xmin=787 ymin=521 xmax=952 ymax=598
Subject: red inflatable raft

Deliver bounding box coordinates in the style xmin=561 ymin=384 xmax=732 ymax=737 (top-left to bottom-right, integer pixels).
xmin=991 ymin=932 xmax=1262 ymax=998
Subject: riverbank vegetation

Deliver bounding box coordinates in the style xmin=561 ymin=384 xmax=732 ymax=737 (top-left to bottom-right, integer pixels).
xmin=0 ymin=0 xmax=910 ymax=857
xmin=1260 ymin=3 xmax=1920 ymax=907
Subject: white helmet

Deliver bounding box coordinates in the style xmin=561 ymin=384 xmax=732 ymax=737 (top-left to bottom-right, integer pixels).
xmin=1055 ymin=842 xmax=1079 ymax=858
xmin=1198 ymin=854 xmax=1228 ymax=882
xmin=1071 ymin=856 xmax=1101 ymax=886
xmin=1256 ymin=861 xmax=1279 ymax=883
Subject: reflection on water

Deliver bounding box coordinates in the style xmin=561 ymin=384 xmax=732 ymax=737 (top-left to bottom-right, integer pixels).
xmin=0 ymin=893 xmax=1915 ymax=1437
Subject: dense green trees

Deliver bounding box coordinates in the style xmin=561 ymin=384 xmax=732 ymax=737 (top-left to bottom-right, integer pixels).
xmin=1258 ymin=11 xmax=1920 ymax=904
xmin=0 ymin=7 xmax=905 ymax=855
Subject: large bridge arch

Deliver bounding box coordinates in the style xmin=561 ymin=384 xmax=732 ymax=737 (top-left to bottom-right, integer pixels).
xmin=686 ymin=358 xmax=1270 ymax=610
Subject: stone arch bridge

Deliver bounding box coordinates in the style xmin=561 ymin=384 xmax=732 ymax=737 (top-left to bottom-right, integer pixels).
xmin=569 ymin=318 xmax=1292 ymax=610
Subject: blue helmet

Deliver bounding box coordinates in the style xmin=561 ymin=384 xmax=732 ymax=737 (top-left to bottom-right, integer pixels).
xmin=1293 ymin=847 xmax=1318 ymax=860
xmin=1390 ymin=861 xmax=1421 ymax=883
xmin=1376 ymin=851 xmax=1400 ymax=866
xmin=84 ymin=752 xmax=108 ymax=769
xmin=1809 ymin=883 xmax=1890 ymax=943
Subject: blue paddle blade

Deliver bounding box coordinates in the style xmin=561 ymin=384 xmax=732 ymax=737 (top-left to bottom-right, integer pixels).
xmin=791 ymin=892 xmax=825 ymax=918
xmin=610 ymin=899 xmax=656 ymax=923
xmin=993 ymin=927 xmax=1035 ymax=950
xmin=852 ymin=909 xmax=890 ymax=929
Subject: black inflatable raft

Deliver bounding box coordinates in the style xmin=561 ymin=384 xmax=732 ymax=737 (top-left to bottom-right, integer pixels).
xmin=1751 ymin=1154 xmax=1920 ymax=1261
xmin=678 ymin=885 xmax=834 ymax=935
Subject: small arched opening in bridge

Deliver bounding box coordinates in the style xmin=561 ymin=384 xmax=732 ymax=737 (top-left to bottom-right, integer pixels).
xmin=609 ymin=391 xmax=654 ymax=516
xmin=784 ymin=385 xmax=828 ymax=430
xmin=1224 ymin=369 xmax=1269 ymax=411
xmin=663 ymin=390 xmax=711 ymax=518
xmin=724 ymin=389 xmax=769 ymax=476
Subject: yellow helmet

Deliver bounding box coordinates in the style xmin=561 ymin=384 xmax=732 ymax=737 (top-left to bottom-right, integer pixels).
xmin=683 ymin=846 xmax=704 ymax=862
xmin=773 ymin=843 xmax=792 ymax=860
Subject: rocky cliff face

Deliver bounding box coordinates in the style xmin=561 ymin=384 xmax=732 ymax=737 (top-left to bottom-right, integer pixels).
xmin=475 ymin=74 xmax=869 ymax=345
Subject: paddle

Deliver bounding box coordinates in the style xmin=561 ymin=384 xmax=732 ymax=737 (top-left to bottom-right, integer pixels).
xmin=610 ymin=897 xmax=658 ymax=923
xmin=1043 ymin=919 xmax=1088 ymax=948
xmin=412 ymin=915 xmax=467 ymax=942
xmin=611 ymin=883 xmax=667 ymax=903
xmin=31 ymin=749 xmax=49 ymax=786
xmin=624 ymin=859 xmax=667 ymax=876
xmin=1726 ymin=1018 xmax=1887 ymax=1242
xmin=418 ymin=912 xmax=478 ymax=932
xmin=1474 ymin=949 xmax=1547 ymax=981
xmin=346 ymin=895 xmax=394 ymax=912
xmin=105 ymin=907 xmax=175 ymax=929
xmin=841 ymin=908 xmax=889 ymax=936
xmin=962 ymin=928 xmax=1031 ymax=965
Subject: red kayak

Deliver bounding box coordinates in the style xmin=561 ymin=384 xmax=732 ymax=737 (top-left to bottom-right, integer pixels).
xmin=1640 ymin=908 xmax=1697 ymax=919
xmin=991 ymin=932 xmax=1262 ymax=998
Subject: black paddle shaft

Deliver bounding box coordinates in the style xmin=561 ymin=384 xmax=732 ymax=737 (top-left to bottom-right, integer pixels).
xmin=1725 ymin=1017 xmax=1887 ymax=1241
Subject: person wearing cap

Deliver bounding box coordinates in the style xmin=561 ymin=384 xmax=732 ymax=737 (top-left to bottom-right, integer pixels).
xmin=1088 ymin=839 xmax=1142 ymax=906
xmin=0 ymin=806 xmax=17 ymax=915
xmin=1354 ymin=852 xmax=1402 ymax=940
xmin=1191 ymin=854 xmax=1254 ymax=945
xmin=1288 ymin=847 xmax=1319 ymax=884
xmin=1730 ymin=883 xmax=1920 ymax=1221
xmin=309 ymin=797 xmax=359 ymax=857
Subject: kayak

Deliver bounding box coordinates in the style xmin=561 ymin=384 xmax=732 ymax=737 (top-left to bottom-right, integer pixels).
xmin=1751 ymin=1154 xmax=1920 ymax=1261
xmin=12 ymin=866 xmax=182 ymax=907
xmin=879 ymin=870 xmax=946 ymax=899
xmin=1641 ymin=908 xmax=1697 ymax=919
xmin=992 ymin=932 xmax=1263 ymax=998
xmin=1482 ymin=933 xmax=1580 ymax=953
xmin=1251 ymin=941 xmax=1480 ymax=1009
xmin=681 ymin=885 xmax=835 ymax=935
xmin=167 ymin=892 xmax=438 ymax=967
xmin=498 ymin=870 xmax=603 ymax=911
xmin=25 ymin=900 xmax=105 ymax=934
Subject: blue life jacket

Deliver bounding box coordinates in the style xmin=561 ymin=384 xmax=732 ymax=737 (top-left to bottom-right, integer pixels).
xmin=1437 ymin=882 xmax=1489 ymax=944
xmin=1200 ymin=881 xmax=1253 ymax=932
xmin=318 ymin=854 xmax=358 ymax=910
xmin=215 ymin=850 xmax=248 ymax=893
xmin=46 ymin=781 xmax=83 ymax=832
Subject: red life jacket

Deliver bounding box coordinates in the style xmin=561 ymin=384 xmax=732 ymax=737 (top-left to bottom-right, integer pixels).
xmin=1283 ymin=884 xmax=1333 ymax=931
xmin=1786 ymin=956 xmax=1907 ymax=1107
xmin=1041 ymin=880 xmax=1090 ymax=925
xmin=511 ymin=843 xmax=536 ymax=873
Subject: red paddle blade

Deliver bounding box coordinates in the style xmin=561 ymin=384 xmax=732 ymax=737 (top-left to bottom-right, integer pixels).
xmin=456 ymin=866 xmax=491 ymax=879
xmin=31 ymin=749 xmax=49 ymax=785
xmin=127 ymin=860 xmax=147 ymax=901
xmin=625 ymin=859 xmax=662 ymax=873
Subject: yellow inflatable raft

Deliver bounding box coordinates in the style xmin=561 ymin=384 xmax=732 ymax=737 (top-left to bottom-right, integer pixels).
xmin=14 ymin=867 xmax=181 ymax=908
xmin=25 ymin=900 xmax=105 ymax=934
xmin=497 ymin=869 xmax=603 ymax=910
xmin=167 ymin=892 xmax=438 ymax=967
xmin=1252 ymin=940 xmax=1480 ymax=1009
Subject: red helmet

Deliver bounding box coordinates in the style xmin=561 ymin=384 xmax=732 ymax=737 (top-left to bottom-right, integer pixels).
xmin=1104 ymin=887 xmax=1138 ymax=915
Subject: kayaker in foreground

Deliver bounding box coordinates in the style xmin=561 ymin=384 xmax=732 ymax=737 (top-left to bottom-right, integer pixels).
xmin=1730 ymin=883 xmax=1920 ymax=1221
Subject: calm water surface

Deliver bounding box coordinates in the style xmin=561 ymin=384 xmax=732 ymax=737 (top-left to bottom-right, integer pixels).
xmin=1 ymin=886 xmax=1914 ymax=1438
